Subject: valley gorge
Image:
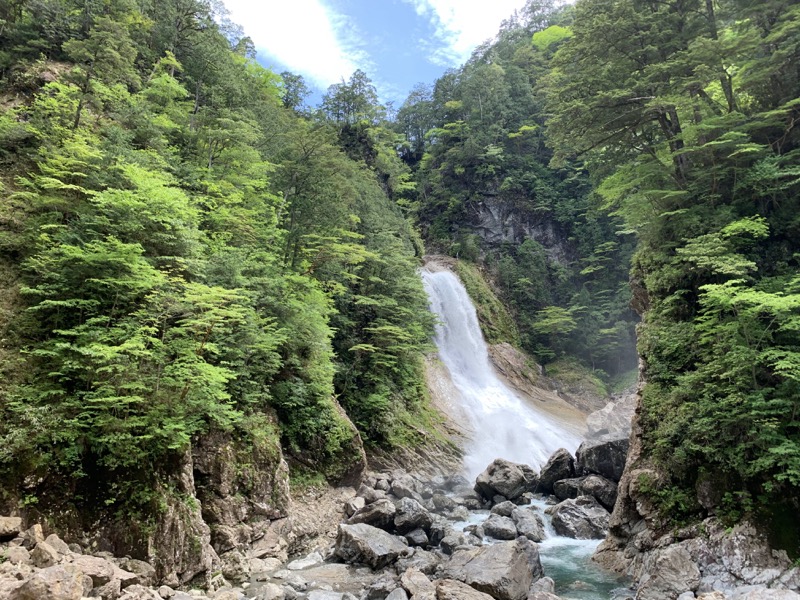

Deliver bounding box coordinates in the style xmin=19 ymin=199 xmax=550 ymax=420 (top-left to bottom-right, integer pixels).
xmin=1 ymin=0 xmax=799 ymax=599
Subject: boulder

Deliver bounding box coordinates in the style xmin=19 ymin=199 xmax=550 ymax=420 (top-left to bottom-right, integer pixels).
xmin=386 ymin=589 xmax=409 ymax=600
xmin=10 ymin=564 xmax=92 ymax=600
xmin=490 ymin=501 xmax=516 ymax=517
xmin=395 ymin=548 xmax=441 ymax=576
xmin=30 ymin=541 xmax=61 ymax=568
xmin=537 ymin=449 xmax=575 ymax=495
xmin=575 ymin=438 xmax=629 ymax=483
xmin=394 ymin=498 xmax=433 ymax=535
xmin=254 ymin=583 xmax=285 ymax=600
xmin=286 ymin=551 xmax=323 ymax=571
xmin=435 ymin=579 xmax=495 ymax=600
xmin=334 ymin=523 xmax=408 ymax=569
xmin=548 ymin=496 xmax=610 ymax=539
xmin=357 ymin=485 xmax=388 ymax=505
xmin=481 ymin=515 xmax=518 ymax=541
xmin=344 ymin=496 xmax=366 ymax=517
xmin=405 ymin=528 xmax=430 ymax=547
xmin=553 ymin=478 xmax=584 ymax=502
xmin=348 ymin=498 xmax=396 ymax=530
xmin=119 ymin=584 xmax=162 ymax=600
xmin=401 ymin=568 xmax=436 ymax=600
xmin=44 ymin=534 xmax=71 ymax=555
xmin=0 ymin=516 xmax=23 ymax=540
xmin=5 ymin=546 xmax=31 ymax=565
xmin=636 ymin=546 xmax=701 ymax=600
xmin=443 ymin=538 xmax=544 ymax=600
xmin=72 ymin=555 xmax=116 ymax=587
xmin=510 ymin=508 xmax=545 ymax=543
xmin=21 ymin=524 xmax=44 ymax=549
xmin=580 ymin=474 xmax=618 ymax=511
xmin=432 ymin=494 xmax=459 ymax=514
xmin=392 ymin=475 xmax=424 ymax=503
xmin=474 ymin=459 xmax=538 ymax=502
xmin=119 ymin=559 xmax=157 ymax=587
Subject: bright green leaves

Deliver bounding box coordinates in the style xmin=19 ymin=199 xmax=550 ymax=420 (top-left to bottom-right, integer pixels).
xmin=677 ymin=217 xmax=769 ymax=277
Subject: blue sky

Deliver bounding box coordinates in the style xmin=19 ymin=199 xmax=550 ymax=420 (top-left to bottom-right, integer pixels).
xmin=221 ymin=0 xmax=532 ymax=106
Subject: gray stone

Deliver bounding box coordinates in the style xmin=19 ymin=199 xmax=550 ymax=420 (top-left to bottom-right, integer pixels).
xmin=511 ymin=508 xmax=546 ymax=543
xmin=549 ymin=496 xmax=610 ymax=539
xmin=287 ymin=551 xmax=323 ymax=570
xmin=357 ymin=484 xmax=387 ymax=505
xmin=443 ymin=538 xmax=544 ymax=600
xmin=10 ymin=564 xmax=92 ymax=600
xmin=431 ymin=494 xmax=459 ymax=514
xmin=474 ymin=459 xmax=538 ymax=502
xmin=575 ymin=438 xmax=629 ymax=483
xmin=72 ymin=555 xmax=115 ymax=586
xmin=552 ymin=477 xmax=584 ymax=502
xmin=440 ymin=533 xmax=468 ymax=555
xmin=394 ymin=498 xmax=433 ymax=535
xmin=253 ymin=583 xmax=285 ymax=600
xmin=481 ymin=515 xmax=518 ymax=541
xmin=490 ymin=501 xmax=516 ymax=517
xmin=435 ymin=579 xmax=495 ymax=600
xmin=119 ymin=559 xmax=157 ymax=587
xmin=579 ymin=475 xmax=618 ymax=511
xmin=731 ymin=591 xmax=800 ymax=599
xmin=44 ymin=533 xmax=71 ymax=555
xmin=537 ymin=449 xmax=575 ymax=495
xmin=220 ymin=550 xmax=251 ymax=582
xmin=334 ymin=523 xmax=408 ymax=569
xmin=159 ymin=585 xmax=176 ymax=598
xmin=31 ymin=540 xmax=61 ymax=568
xmin=401 ymin=568 xmax=435 ymax=600
xmin=636 ymin=546 xmax=701 ymax=600
xmin=405 ymin=528 xmax=429 ymax=547
xmin=21 ymin=524 xmax=44 ymax=549
xmin=4 ymin=546 xmax=31 ymax=565
xmin=348 ymin=499 xmax=397 ymax=530
xmin=120 ymin=584 xmax=163 ymax=600
xmin=386 ymin=588 xmax=409 ymax=600
xmin=93 ymin=577 xmax=122 ymax=600
xmin=0 ymin=517 xmax=23 ymax=539
xmin=344 ymin=497 xmax=366 ymax=517
xmin=529 ymin=577 xmax=556 ymax=594
xmin=395 ymin=548 xmax=441 ymax=576
xmin=307 ymin=591 xmax=343 ymax=600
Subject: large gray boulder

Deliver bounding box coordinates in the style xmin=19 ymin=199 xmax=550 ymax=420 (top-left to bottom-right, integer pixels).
xmin=580 ymin=474 xmax=618 ymax=511
xmin=553 ymin=478 xmax=584 ymax=501
xmin=537 ymin=449 xmax=575 ymax=494
xmin=0 ymin=516 xmax=23 ymax=540
xmin=334 ymin=523 xmax=408 ymax=569
xmin=548 ymin=496 xmax=610 ymax=539
xmin=348 ymin=498 xmax=396 ymax=530
xmin=10 ymin=564 xmax=92 ymax=600
xmin=510 ymin=508 xmax=546 ymax=543
xmin=575 ymin=438 xmax=629 ymax=483
xmin=636 ymin=546 xmax=701 ymax=600
xmin=443 ymin=538 xmax=544 ymax=600
xmin=394 ymin=498 xmax=433 ymax=535
xmin=474 ymin=459 xmax=538 ymax=502
xmin=481 ymin=515 xmax=518 ymax=541
xmin=435 ymin=579 xmax=495 ymax=600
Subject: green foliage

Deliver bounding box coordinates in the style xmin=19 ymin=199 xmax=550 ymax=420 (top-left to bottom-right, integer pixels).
xmin=454 ymin=261 xmax=520 ymax=346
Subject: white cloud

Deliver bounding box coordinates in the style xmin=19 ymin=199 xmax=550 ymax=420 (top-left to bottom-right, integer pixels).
xmin=404 ymin=0 xmax=529 ymax=66
xmin=222 ymin=0 xmax=371 ymax=90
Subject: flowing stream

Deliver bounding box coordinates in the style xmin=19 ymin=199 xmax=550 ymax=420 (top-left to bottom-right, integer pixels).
xmin=422 ymin=266 xmax=630 ymax=599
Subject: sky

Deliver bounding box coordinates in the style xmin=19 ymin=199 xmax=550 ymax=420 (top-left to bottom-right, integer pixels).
xmin=221 ymin=0 xmax=532 ymax=106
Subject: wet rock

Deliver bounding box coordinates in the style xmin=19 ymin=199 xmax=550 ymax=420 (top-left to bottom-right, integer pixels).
xmin=575 ymin=438 xmax=629 ymax=483
xmin=511 ymin=508 xmax=545 ymax=543
xmin=31 ymin=541 xmax=61 ymax=568
xmin=474 ymin=459 xmax=538 ymax=502
xmin=580 ymin=475 xmax=618 ymax=512
xmin=10 ymin=564 xmax=92 ymax=600
xmin=334 ymin=523 xmax=408 ymax=569
xmin=636 ymin=546 xmax=701 ymax=600
xmin=552 ymin=478 xmax=584 ymax=502
xmin=395 ymin=498 xmax=433 ymax=535
xmin=537 ymin=449 xmax=575 ymax=495
xmin=428 ymin=517 xmax=451 ymax=547
xmin=0 ymin=516 xmax=23 ymax=540
xmin=548 ymin=496 xmax=610 ymax=539
xmin=490 ymin=501 xmax=516 ymax=517
xmin=443 ymin=538 xmax=544 ymax=600
xmin=482 ymin=515 xmax=518 ymax=541
xmin=348 ymin=499 xmax=397 ymax=530
xmin=435 ymin=579 xmax=495 ymax=600
xmin=401 ymin=567 xmax=435 ymax=600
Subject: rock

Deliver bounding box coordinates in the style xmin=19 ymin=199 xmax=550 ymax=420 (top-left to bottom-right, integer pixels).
xmin=375 ymin=478 xmax=391 ymax=492
xmin=552 ymin=478 xmax=584 ymax=502
xmin=579 ymin=475 xmax=618 ymax=511
xmin=474 ymin=459 xmax=538 ymax=502
xmin=364 ymin=574 xmax=399 ymax=600
xmin=10 ymin=564 xmax=92 ymax=600
xmin=731 ymin=591 xmax=800 ymax=599
xmin=482 ymin=515 xmax=518 ymax=541
xmin=357 ymin=485 xmax=388 ymax=505
xmin=548 ymin=496 xmax=610 ymax=539
xmin=72 ymin=555 xmax=115 ymax=587
xmin=287 ymin=551 xmax=323 ymax=570
xmin=220 ymin=550 xmax=251 ymax=582
xmin=443 ymin=538 xmax=543 ymax=600
xmin=334 ymin=524 xmax=408 ymax=569
xmin=386 ymin=589 xmax=409 ymax=600
xmin=21 ymin=524 xmax=45 ymax=549
xmin=0 ymin=517 xmax=23 ymax=540
xmin=214 ymin=590 xmax=243 ymax=600
xmin=440 ymin=533 xmax=468 ymax=555
xmin=253 ymin=583 xmax=285 ymax=600
xmin=432 ymin=494 xmax=459 ymax=514
xmin=636 ymin=546 xmax=701 ymax=600
xmin=307 ymin=591 xmax=343 ymax=600
xmin=529 ymin=577 xmax=556 ymax=594
xmin=344 ymin=497 xmax=366 ymax=517
xmin=490 ymin=501 xmax=516 ymax=517
xmin=575 ymin=438 xmax=629 ymax=483
xmin=31 ymin=540 xmax=61 ymax=568
xmin=401 ymin=568 xmax=435 ymax=600
xmin=392 ymin=475 xmax=424 ymax=503
xmin=159 ymin=585 xmax=176 ymax=598
xmin=537 ymin=449 xmax=576 ymax=495
xmin=428 ymin=517 xmax=451 ymax=547
xmin=113 ymin=564 xmax=140 ymax=589
xmin=348 ymin=499 xmax=397 ymax=530
xmin=405 ymin=528 xmax=429 ymax=547
xmin=435 ymin=579 xmax=495 ymax=600
xmin=527 ymin=594 xmax=563 ymax=600
xmin=120 ymin=584 xmax=162 ymax=600
xmin=395 ymin=549 xmax=441 ymax=576
xmin=5 ymin=546 xmax=31 ymax=565
xmin=93 ymin=577 xmax=122 ymax=600
xmin=44 ymin=533 xmax=71 ymax=555
xmin=510 ymin=508 xmax=546 ymax=543
xmin=394 ymin=498 xmax=433 ymax=535
xmin=119 ymin=559 xmax=157 ymax=587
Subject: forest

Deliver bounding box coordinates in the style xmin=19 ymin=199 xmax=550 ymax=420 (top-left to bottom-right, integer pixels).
xmin=0 ymin=0 xmax=799 ymax=551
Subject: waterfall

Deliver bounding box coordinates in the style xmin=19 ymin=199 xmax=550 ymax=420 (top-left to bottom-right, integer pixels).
xmin=422 ymin=267 xmax=583 ymax=480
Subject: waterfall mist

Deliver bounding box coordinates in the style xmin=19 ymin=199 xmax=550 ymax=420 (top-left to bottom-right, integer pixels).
xmin=422 ymin=267 xmax=583 ymax=480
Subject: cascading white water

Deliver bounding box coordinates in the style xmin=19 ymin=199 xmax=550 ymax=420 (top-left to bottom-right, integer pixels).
xmin=422 ymin=267 xmax=583 ymax=479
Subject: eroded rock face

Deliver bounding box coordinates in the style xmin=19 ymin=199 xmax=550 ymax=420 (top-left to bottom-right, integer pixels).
xmin=442 ymin=538 xmax=544 ymax=600
xmin=334 ymin=524 xmax=408 ymax=569
xmin=635 ymin=546 xmax=701 ymax=600
xmin=474 ymin=459 xmax=538 ymax=502
xmin=549 ymin=496 xmax=610 ymax=540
